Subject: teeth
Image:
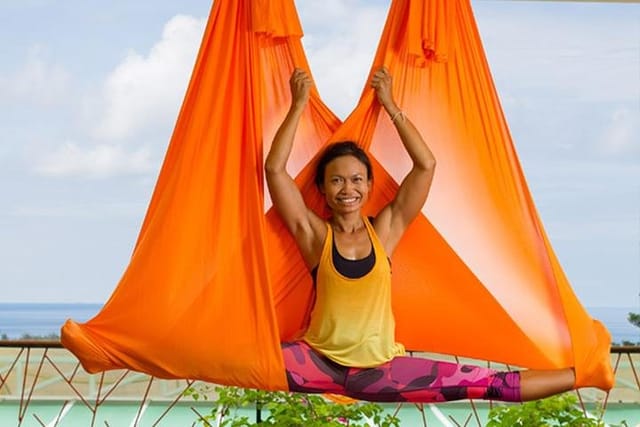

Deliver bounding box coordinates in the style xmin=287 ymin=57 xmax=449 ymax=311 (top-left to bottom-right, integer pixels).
xmin=339 ymin=197 xmax=357 ymax=203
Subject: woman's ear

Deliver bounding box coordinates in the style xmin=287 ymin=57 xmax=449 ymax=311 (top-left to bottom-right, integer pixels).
xmin=318 ymin=184 xmax=325 ymax=194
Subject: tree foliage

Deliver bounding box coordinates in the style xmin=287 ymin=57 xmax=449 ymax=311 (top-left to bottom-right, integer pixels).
xmin=628 ymin=312 xmax=640 ymax=329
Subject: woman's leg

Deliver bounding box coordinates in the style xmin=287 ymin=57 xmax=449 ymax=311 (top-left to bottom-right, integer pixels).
xmin=282 ymin=342 xmax=574 ymax=403
xmin=281 ymin=341 xmax=349 ymax=394
xmin=343 ymin=356 xmax=521 ymax=403
xmin=519 ymin=368 xmax=575 ymax=401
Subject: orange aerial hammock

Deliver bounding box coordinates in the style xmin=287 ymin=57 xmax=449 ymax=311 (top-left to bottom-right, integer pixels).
xmin=61 ymin=0 xmax=614 ymax=392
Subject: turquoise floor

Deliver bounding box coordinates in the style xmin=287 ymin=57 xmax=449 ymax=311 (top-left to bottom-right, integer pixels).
xmin=1 ymin=400 xmax=639 ymax=427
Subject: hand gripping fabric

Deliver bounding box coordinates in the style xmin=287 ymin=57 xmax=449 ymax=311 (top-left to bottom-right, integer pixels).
xmin=61 ymin=0 xmax=614 ymax=392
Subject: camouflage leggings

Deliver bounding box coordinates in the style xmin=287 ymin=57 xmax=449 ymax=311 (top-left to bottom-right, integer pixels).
xmin=282 ymin=341 xmax=521 ymax=403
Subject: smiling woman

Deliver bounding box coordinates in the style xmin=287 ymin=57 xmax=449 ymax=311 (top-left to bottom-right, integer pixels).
xmin=266 ymin=66 xmax=583 ymax=403
xmin=265 ymin=67 xmax=436 ymax=270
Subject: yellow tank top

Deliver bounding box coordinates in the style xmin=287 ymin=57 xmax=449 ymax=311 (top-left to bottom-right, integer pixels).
xmin=303 ymin=217 xmax=405 ymax=367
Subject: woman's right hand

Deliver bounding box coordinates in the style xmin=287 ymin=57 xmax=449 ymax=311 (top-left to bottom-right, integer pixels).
xmin=290 ymin=68 xmax=312 ymax=110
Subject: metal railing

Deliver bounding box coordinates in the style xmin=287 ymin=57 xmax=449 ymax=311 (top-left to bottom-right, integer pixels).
xmin=1 ymin=341 xmax=638 ymax=427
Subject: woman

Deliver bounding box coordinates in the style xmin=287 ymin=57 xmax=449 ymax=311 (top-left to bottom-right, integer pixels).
xmin=265 ymin=67 xmax=575 ymax=403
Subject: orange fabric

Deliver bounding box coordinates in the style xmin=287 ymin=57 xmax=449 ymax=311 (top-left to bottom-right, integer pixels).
xmin=61 ymin=0 xmax=614 ymax=391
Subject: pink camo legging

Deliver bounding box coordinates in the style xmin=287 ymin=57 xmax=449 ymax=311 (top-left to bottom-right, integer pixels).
xmin=281 ymin=341 xmax=520 ymax=403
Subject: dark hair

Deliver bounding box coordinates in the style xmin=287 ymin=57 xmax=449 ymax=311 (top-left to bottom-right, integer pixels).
xmin=315 ymin=141 xmax=373 ymax=189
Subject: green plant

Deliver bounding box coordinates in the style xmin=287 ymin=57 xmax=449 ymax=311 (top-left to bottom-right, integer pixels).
xmin=623 ymin=312 xmax=640 ymax=346
xmin=487 ymin=393 xmax=613 ymax=427
xmin=187 ymin=386 xmax=400 ymax=427
xmin=628 ymin=312 xmax=640 ymax=329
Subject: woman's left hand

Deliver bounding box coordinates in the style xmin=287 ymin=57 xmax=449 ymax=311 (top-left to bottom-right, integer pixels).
xmin=371 ymin=67 xmax=396 ymax=109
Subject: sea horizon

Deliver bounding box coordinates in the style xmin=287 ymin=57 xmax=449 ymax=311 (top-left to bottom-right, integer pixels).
xmin=0 ymin=302 xmax=639 ymax=344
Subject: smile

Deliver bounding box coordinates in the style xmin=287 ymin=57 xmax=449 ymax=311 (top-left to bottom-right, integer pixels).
xmin=337 ymin=197 xmax=359 ymax=204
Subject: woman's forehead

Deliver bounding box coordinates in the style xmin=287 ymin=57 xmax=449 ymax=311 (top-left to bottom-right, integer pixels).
xmin=326 ymin=155 xmax=367 ymax=174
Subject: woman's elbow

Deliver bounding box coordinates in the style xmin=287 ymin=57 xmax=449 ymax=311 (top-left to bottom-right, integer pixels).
xmin=264 ymin=157 xmax=283 ymax=175
xmin=264 ymin=161 xmax=275 ymax=174
xmin=418 ymin=157 xmax=436 ymax=174
xmin=426 ymin=157 xmax=436 ymax=171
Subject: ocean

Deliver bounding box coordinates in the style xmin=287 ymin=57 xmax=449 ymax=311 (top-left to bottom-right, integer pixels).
xmin=0 ymin=303 xmax=639 ymax=344
xmin=0 ymin=303 xmax=102 ymax=339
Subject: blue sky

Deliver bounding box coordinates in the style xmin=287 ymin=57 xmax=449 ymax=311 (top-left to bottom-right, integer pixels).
xmin=0 ymin=1 xmax=638 ymax=308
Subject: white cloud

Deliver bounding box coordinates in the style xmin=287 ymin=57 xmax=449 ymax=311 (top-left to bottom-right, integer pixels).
xmin=34 ymin=142 xmax=153 ymax=178
xmin=599 ymin=108 xmax=640 ymax=156
xmin=299 ymin=2 xmax=388 ymax=117
xmin=29 ymin=14 xmax=206 ymax=179
xmin=0 ymin=45 xmax=70 ymax=106
xmin=297 ymin=0 xmax=361 ymax=30
xmin=94 ymin=14 xmax=205 ymax=140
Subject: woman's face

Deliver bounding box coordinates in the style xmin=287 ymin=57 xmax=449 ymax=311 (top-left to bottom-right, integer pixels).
xmin=321 ymin=155 xmax=371 ymax=214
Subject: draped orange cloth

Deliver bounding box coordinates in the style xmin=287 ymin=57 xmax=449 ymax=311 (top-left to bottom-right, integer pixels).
xmin=62 ymin=0 xmax=614 ymax=392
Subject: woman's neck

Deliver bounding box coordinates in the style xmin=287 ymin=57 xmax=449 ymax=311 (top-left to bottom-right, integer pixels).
xmin=330 ymin=212 xmax=365 ymax=233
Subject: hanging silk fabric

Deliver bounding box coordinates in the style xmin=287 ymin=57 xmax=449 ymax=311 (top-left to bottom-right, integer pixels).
xmin=61 ymin=0 xmax=614 ymax=392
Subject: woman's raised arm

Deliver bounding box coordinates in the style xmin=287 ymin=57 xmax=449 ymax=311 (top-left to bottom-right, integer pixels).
xmin=371 ymin=67 xmax=437 ymax=255
xmin=265 ymin=69 xmax=324 ymax=267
